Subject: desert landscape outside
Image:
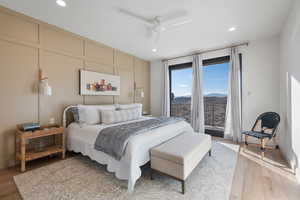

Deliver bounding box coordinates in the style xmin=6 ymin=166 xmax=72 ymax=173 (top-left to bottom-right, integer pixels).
xmin=170 ymin=61 xmax=229 ymax=137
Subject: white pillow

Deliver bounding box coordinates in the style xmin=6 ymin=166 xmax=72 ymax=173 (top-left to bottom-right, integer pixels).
xmin=116 ymin=103 xmax=143 ymax=116
xmin=84 ymin=107 xmax=101 ymax=125
xmin=101 ymin=108 xmax=141 ymax=124
xmin=117 ymin=103 xmax=142 ymax=110
xmin=78 ymin=105 xmax=116 ymax=125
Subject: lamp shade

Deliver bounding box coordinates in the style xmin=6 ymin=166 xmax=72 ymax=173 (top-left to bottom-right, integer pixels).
xmin=135 ymin=88 xmax=144 ymax=98
xmin=40 ymin=79 xmax=52 ymax=96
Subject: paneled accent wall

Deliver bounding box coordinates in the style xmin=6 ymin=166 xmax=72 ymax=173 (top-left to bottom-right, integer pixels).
xmin=134 ymin=58 xmax=151 ymax=113
xmin=115 ymin=50 xmax=135 ymax=104
xmin=0 ymin=6 xmax=150 ymax=169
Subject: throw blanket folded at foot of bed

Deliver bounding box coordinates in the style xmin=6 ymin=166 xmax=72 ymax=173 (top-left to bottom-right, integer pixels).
xmin=94 ymin=117 xmax=184 ymax=160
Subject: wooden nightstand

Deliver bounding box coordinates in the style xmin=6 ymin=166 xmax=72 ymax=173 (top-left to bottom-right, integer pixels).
xmin=15 ymin=124 xmax=65 ymax=172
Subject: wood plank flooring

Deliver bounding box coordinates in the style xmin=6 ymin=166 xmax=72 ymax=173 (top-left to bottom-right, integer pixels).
xmin=0 ymin=140 xmax=299 ymax=200
xmin=230 ymin=142 xmax=300 ymax=200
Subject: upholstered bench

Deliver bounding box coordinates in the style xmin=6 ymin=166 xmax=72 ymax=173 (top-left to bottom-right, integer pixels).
xmin=150 ymin=132 xmax=212 ymax=194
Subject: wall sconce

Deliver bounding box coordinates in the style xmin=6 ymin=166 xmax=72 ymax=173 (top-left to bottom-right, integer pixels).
xmin=39 ymin=69 xmax=52 ymax=96
xmin=135 ymin=88 xmax=144 ymax=102
xmin=140 ymin=90 xmax=145 ymax=98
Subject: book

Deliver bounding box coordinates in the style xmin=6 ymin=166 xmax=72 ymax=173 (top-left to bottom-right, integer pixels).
xmin=21 ymin=123 xmax=41 ymax=131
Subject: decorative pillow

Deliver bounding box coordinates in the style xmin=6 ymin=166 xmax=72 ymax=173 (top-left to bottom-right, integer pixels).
xmin=69 ymin=107 xmax=86 ymax=124
xmin=78 ymin=105 xmax=116 ymax=125
xmin=101 ymin=108 xmax=141 ymax=124
xmin=117 ymin=103 xmax=142 ymax=110
xmin=83 ymin=107 xmax=101 ymax=125
xmin=116 ymin=103 xmax=143 ymax=116
xmin=96 ymin=105 xmax=118 ymax=123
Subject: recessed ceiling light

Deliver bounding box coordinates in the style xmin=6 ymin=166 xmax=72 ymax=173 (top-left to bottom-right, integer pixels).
xmin=56 ymin=0 xmax=66 ymax=7
xmin=228 ymin=27 xmax=236 ymax=32
xmin=152 ymin=48 xmax=157 ymax=52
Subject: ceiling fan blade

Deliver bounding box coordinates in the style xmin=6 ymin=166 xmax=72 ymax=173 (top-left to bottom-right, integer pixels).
xmin=162 ymin=18 xmax=192 ymax=31
xmin=160 ymin=10 xmax=188 ymax=23
xmin=119 ymin=8 xmax=153 ymax=26
xmin=154 ymin=31 xmax=161 ymax=43
xmin=146 ymin=27 xmax=154 ymax=38
xmin=168 ymin=18 xmax=192 ymax=27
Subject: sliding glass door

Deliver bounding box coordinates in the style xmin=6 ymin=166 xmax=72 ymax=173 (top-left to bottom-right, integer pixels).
xmin=169 ymin=56 xmax=230 ymax=137
xmin=203 ymin=56 xmax=229 ymax=137
xmin=169 ymin=63 xmax=193 ymax=122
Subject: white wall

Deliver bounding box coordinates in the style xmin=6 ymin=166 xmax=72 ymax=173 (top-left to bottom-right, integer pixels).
xmin=279 ymin=0 xmax=300 ymax=180
xmin=151 ymin=36 xmax=280 ymax=134
xmin=151 ymin=60 xmax=164 ymax=116
xmin=240 ymin=37 xmax=280 ymax=132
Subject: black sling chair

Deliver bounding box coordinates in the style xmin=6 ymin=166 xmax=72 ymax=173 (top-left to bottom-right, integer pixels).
xmin=242 ymin=112 xmax=280 ymax=158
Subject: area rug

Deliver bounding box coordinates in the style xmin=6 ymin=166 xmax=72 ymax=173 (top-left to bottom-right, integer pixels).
xmin=14 ymin=141 xmax=239 ymax=200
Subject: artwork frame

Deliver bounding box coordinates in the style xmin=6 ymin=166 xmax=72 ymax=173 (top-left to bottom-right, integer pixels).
xmin=80 ymin=69 xmax=120 ymax=96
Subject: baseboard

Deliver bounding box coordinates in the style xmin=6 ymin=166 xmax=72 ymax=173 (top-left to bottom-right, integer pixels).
xmin=296 ymin=167 xmax=300 ymax=182
xmin=281 ymin=148 xmax=300 ymax=181
xmin=0 ymin=159 xmax=16 ymax=170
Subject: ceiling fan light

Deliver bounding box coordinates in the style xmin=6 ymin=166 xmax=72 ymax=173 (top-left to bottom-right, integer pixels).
xmin=228 ymin=27 xmax=236 ymax=32
xmin=160 ymin=26 xmax=166 ymax=32
xmin=56 ymin=0 xmax=66 ymax=7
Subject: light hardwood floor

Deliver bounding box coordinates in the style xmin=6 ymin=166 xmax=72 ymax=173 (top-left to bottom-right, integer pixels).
xmin=230 ymin=142 xmax=300 ymax=200
xmin=0 ymin=139 xmax=299 ymax=200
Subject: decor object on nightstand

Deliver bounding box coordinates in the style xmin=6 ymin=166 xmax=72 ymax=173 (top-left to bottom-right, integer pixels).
xmin=20 ymin=122 xmax=41 ymax=132
xmin=15 ymin=124 xmax=65 ymax=172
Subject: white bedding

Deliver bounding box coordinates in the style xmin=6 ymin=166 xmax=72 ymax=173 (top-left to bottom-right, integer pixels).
xmin=67 ymin=116 xmax=193 ymax=192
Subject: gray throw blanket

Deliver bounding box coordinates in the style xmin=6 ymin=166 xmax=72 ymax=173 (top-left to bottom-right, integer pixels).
xmin=94 ymin=117 xmax=184 ymax=160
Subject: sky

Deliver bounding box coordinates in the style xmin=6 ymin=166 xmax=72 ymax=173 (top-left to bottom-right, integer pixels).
xmin=171 ymin=62 xmax=229 ymax=97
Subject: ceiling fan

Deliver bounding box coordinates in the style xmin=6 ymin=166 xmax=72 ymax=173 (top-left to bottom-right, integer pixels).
xmin=119 ymin=8 xmax=192 ymax=42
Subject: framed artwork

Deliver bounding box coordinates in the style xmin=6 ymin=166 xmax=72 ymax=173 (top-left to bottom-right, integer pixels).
xmin=80 ymin=70 xmax=120 ymax=96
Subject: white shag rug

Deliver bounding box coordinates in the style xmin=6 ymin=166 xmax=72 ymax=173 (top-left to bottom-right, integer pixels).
xmin=14 ymin=141 xmax=239 ymax=200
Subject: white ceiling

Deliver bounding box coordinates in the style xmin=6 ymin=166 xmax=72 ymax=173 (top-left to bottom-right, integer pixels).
xmin=0 ymin=0 xmax=291 ymax=61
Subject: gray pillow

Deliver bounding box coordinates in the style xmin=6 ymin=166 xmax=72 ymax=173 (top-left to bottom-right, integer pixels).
xmin=70 ymin=107 xmax=86 ymax=124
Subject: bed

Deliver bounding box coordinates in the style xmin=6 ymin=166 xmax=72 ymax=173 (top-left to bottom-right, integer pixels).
xmin=63 ymin=104 xmax=193 ymax=192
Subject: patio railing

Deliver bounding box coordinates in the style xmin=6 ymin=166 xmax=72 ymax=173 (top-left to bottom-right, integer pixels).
xmin=170 ymin=101 xmax=227 ymax=130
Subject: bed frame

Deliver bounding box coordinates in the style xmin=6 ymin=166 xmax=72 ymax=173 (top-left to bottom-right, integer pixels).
xmin=62 ymin=105 xmax=79 ymax=128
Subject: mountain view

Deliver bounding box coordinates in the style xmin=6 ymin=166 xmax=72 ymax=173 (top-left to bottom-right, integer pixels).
xmin=170 ymin=63 xmax=229 ymax=137
xmin=171 ymin=93 xmax=227 ymax=104
xmin=205 ymin=93 xmax=227 ymax=97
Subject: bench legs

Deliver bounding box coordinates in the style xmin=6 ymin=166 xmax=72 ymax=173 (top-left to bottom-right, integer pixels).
xmin=181 ymin=180 xmax=185 ymax=194
xmin=261 ymin=138 xmax=266 ymax=159
xmin=150 ymin=168 xmax=154 ymax=180
xmin=150 ymin=148 xmax=212 ymax=195
xmin=150 ymin=169 xmax=186 ymax=194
